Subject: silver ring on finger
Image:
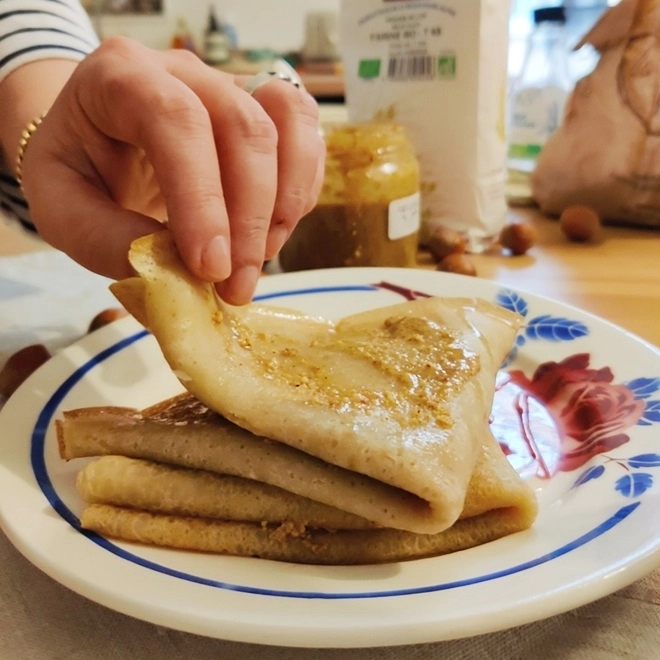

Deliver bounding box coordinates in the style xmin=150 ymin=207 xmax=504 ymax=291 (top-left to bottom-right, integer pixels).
xmin=242 ymin=71 xmax=302 ymax=96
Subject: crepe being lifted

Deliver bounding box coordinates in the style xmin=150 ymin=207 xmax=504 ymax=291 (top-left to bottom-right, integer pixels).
xmin=101 ymin=230 xmax=525 ymax=536
xmin=60 ymin=393 xmax=538 ymax=565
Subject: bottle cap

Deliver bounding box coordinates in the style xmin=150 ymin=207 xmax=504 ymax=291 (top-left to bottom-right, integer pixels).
xmin=533 ymin=6 xmax=566 ymax=24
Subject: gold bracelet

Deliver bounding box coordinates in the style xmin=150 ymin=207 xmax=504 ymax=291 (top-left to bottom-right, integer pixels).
xmin=16 ymin=112 xmax=47 ymax=187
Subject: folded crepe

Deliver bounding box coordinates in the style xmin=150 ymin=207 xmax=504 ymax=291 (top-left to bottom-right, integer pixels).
xmin=92 ymin=231 xmax=526 ymax=537
xmin=61 ymin=393 xmax=537 ymax=564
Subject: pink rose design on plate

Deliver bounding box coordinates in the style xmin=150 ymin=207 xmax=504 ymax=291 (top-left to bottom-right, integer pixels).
xmin=493 ymin=354 xmax=646 ymax=477
xmin=510 ymin=354 xmax=646 ymax=472
xmin=375 ymin=282 xmax=658 ymax=487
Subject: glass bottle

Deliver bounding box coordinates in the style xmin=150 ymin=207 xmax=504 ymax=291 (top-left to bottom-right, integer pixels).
xmin=507 ymin=6 xmax=572 ymax=180
xmin=170 ymin=18 xmax=197 ymax=54
xmin=278 ymin=122 xmax=420 ymax=272
xmin=203 ymin=5 xmax=230 ymax=65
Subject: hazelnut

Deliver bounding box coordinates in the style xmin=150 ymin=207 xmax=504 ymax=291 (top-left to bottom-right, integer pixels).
xmin=88 ymin=307 xmax=129 ymax=333
xmin=559 ymin=205 xmax=601 ymax=242
xmin=437 ymin=253 xmax=477 ymax=277
xmin=0 ymin=344 xmax=51 ymax=398
xmin=427 ymin=226 xmax=468 ymax=262
xmin=418 ymin=217 xmax=447 ymax=246
xmin=499 ymin=222 xmax=537 ymax=255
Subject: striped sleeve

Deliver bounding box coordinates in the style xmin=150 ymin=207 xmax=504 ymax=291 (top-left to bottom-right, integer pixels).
xmin=0 ymin=0 xmax=99 ymax=231
xmin=0 ymin=0 xmax=99 ymax=82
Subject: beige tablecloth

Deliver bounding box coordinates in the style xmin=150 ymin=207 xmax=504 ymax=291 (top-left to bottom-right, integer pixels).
xmin=1 ymin=251 xmax=659 ymax=659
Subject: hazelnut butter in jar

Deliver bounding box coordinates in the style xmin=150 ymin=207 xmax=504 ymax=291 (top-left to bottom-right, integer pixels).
xmin=278 ymin=122 xmax=420 ymax=271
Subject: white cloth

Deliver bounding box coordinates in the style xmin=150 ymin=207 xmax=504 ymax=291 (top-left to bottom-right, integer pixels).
xmin=0 ymin=250 xmax=116 ymax=371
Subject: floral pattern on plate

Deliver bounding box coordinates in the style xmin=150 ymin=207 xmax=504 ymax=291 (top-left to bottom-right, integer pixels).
xmin=375 ymin=280 xmax=660 ymax=498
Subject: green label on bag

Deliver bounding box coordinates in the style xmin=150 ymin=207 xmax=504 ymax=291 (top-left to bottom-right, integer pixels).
xmin=358 ymin=59 xmax=381 ymax=79
xmin=508 ymin=144 xmax=543 ymax=159
xmin=438 ymin=55 xmax=456 ymax=78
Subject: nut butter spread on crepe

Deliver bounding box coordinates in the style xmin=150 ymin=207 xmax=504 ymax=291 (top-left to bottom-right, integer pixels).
xmin=99 ymin=230 xmax=524 ymax=535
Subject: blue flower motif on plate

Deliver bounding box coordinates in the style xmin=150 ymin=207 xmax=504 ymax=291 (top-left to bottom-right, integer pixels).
xmin=496 ymin=288 xmax=589 ymax=349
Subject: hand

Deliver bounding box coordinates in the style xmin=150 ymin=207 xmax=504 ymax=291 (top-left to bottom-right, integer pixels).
xmin=21 ymin=36 xmax=325 ymax=304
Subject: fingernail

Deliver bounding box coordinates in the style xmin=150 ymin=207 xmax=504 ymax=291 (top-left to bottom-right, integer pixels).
xmin=202 ymin=235 xmax=231 ymax=281
xmin=220 ymin=264 xmax=261 ymax=305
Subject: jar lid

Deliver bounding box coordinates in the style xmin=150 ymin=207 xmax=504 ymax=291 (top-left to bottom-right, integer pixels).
xmin=533 ymin=7 xmax=566 ymax=24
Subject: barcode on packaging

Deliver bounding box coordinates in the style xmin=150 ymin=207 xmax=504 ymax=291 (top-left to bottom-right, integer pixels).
xmin=385 ymin=54 xmax=456 ymax=81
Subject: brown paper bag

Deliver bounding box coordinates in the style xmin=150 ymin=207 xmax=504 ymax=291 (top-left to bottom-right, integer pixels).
xmin=531 ymin=0 xmax=660 ymax=227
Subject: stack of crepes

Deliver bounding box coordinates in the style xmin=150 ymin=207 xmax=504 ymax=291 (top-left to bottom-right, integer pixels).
xmin=56 ymin=231 xmax=538 ymax=565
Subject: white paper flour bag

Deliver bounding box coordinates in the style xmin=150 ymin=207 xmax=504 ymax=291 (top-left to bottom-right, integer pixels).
xmin=339 ymin=0 xmax=511 ymax=250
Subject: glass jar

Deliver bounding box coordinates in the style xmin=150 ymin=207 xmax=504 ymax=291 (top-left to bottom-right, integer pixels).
xmin=278 ymin=121 xmax=420 ymax=271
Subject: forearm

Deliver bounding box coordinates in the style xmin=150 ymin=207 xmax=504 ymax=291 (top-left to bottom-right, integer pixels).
xmin=0 ymin=59 xmax=79 ymax=176
xmin=0 ymin=0 xmax=99 ymax=176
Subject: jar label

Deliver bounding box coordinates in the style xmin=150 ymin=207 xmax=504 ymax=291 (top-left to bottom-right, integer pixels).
xmin=388 ymin=192 xmax=420 ymax=240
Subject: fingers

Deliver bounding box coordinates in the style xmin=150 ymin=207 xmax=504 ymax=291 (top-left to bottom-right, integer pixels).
xmin=22 ymin=37 xmax=325 ymax=305
xmin=159 ymin=48 xmax=324 ymax=303
xmin=23 ymin=140 xmax=163 ymax=280
xmin=245 ymin=80 xmax=325 ymax=260
xmin=193 ymin=76 xmax=280 ymax=304
xmin=76 ymin=39 xmax=237 ymax=285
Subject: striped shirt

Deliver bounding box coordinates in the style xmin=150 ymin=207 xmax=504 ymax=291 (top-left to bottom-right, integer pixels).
xmin=0 ymin=0 xmax=98 ymax=231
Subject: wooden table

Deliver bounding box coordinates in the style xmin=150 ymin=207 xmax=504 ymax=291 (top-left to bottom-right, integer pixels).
xmin=424 ymin=207 xmax=660 ymax=347
xmin=4 ymin=210 xmax=658 ymax=346
xmin=0 ymin=210 xmax=659 ymax=658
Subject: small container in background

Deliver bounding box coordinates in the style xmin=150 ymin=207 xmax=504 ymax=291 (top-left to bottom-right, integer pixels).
xmin=278 ymin=122 xmax=420 ymax=272
xmin=301 ymin=11 xmax=340 ymax=63
xmin=507 ymin=7 xmax=572 ymax=194
xmin=203 ymin=5 xmax=231 ymax=65
xmin=170 ymin=18 xmax=197 ymax=54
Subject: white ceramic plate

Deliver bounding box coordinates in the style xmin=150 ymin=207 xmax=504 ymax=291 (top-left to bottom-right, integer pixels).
xmin=1 ymin=267 xmax=659 ymax=649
